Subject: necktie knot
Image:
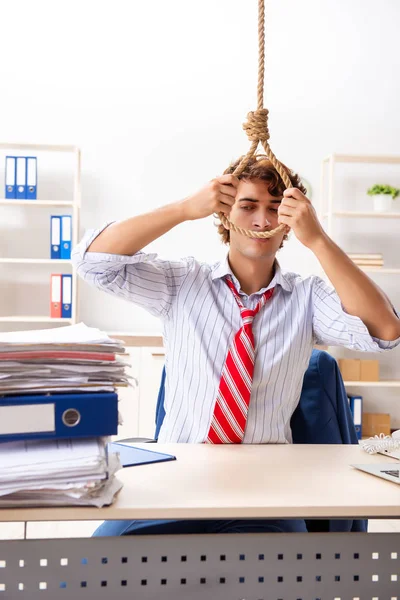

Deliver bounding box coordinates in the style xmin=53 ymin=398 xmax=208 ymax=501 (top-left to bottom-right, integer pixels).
xmin=225 ymin=277 xmax=274 ymax=325
xmin=240 ymin=307 xmax=257 ymax=326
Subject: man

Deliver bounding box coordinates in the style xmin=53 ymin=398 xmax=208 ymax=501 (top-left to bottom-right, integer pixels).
xmin=73 ymin=155 xmax=400 ymax=534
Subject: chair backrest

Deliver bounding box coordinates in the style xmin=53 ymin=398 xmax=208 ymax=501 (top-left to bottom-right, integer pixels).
xmin=290 ymin=349 xmax=358 ymax=444
xmin=154 ymin=349 xmax=358 ymax=445
xmin=155 ymin=366 xmax=167 ymax=439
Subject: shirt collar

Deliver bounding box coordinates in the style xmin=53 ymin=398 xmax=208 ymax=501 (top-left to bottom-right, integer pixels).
xmin=211 ymin=254 xmax=294 ymax=294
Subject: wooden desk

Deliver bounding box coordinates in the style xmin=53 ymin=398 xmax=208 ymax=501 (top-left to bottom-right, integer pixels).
xmin=0 ymin=444 xmax=399 ymax=599
xmin=0 ymin=443 xmax=399 ymax=522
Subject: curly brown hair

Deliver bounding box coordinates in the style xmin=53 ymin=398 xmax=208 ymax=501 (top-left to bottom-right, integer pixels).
xmin=216 ymin=155 xmax=307 ymax=244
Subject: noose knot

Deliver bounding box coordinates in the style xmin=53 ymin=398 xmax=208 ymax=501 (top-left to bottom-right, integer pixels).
xmin=242 ymin=108 xmax=270 ymax=143
xmin=218 ymin=0 xmax=288 ymax=240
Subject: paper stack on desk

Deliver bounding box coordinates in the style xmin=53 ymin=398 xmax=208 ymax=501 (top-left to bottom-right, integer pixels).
xmin=0 ymin=323 xmax=134 ymax=443
xmin=0 ymin=322 xmax=130 ymax=395
xmin=0 ymin=438 xmax=123 ymax=507
xmin=0 ymin=323 xmax=131 ymax=505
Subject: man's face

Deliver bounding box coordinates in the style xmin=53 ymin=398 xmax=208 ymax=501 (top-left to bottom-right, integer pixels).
xmin=228 ymin=178 xmax=286 ymax=260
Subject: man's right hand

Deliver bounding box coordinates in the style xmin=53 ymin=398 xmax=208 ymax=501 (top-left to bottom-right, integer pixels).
xmin=86 ymin=174 xmax=239 ymax=256
xmin=182 ymin=174 xmax=239 ymax=221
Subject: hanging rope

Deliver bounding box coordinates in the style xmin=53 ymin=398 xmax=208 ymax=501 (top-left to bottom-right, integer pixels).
xmin=219 ymin=0 xmax=291 ymax=239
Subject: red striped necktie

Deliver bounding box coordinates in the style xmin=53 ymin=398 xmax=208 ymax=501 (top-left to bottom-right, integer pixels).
xmin=206 ymin=277 xmax=275 ymax=444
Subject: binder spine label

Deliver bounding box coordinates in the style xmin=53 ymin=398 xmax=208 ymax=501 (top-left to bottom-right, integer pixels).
xmin=0 ymin=404 xmax=55 ymax=435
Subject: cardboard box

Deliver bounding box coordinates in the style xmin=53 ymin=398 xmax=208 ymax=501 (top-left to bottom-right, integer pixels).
xmin=360 ymin=359 xmax=379 ymax=381
xmin=338 ymin=358 xmax=380 ymax=381
xmin=362 ymin=413 xmax=391 ymax=437
xmin=338 ymin=359 xmax=361 ymax=381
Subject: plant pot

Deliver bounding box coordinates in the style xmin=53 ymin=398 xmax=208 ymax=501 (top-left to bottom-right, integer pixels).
xmin=373 ymin=194 xmax=393 ymax=212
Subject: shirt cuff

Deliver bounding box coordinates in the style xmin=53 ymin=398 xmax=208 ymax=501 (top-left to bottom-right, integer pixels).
xmin=74 ymin=221 xmax=115 ymax=260
xmin=372 ymin=306 xmax=400 ymax=349
xmin=73 ymin=221 xmax=158 ymax=265
xmin=341 ymin=303 xmax=400 ymax=351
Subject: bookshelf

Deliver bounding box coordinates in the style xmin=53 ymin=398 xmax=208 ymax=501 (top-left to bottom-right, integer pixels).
xmin=0 ymin=143 xmax=81 ymax=329
xmin=344 ymin=381 xmax=400 ymax=388
xmin=320 ymin=153 xmax=400 ymax=397
xmin=323 ymin=211 xmax=400 ymax=219
xmin=0 ymin=259 xmax=73 ymax=265
xmin=320 ymin=153 xmax=400 ymax=237
xmin=0 ymin=200 xmax=74 ymax=207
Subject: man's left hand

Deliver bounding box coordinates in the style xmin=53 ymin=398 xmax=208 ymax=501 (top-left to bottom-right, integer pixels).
xmin=277 ymin=188 xmax=325 ymax=249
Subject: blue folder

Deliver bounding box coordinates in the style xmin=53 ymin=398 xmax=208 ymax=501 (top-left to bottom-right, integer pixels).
xmin=108 ymin=442 xmax=176 ymax=468
xmin=348 ymin=394 xmax=363 ymax=440
xmin=60 ymin=215 xmax=72 ymax=259
xmin=16 ymin=157 xmax=27 ymax=199
xmin=61 ymin=274 xmax=72 ymax=318
xmin=50 ymin=216 xmax=61 ymax=259
xmin=5 ymin=156 xmax=16 ymax=199
xmin=0 ymin=392 xmax=118 ymax=443
xmin=26 ymin=156 xmax=37 ymax=200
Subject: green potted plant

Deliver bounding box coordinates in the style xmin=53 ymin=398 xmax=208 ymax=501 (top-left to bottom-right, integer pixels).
xmin=367 ymin=184 xmax=399 ymax=212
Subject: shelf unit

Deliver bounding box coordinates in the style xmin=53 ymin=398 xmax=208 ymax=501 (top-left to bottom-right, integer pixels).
xmin=320 ymin=153 xmax=400 ymax=236
xmin=320 ymin=153 xmax=400 ymax=393
xmin=0 ymin=259 xmax=73 ymax=265
xmin=323 ymin=211 xmax=400 ymax=219
xmin=0 ymin=200 xmax=74 ymax=207
xmin=0 ymin=316 xmax=71 ymax=324
xmin=344 ymin=381 xmax=400 ymax=388
xmin=0 ymin=143 xmax=81 ymax=329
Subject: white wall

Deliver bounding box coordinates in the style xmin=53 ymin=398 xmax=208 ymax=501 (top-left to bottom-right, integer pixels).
xmin=1 ymin=0 xmax=399 ymax=332
xmin=1 ymin=0 xmax=399 ymax=422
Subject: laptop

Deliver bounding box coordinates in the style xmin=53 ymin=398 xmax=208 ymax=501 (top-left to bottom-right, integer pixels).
xmin=351 ymin=463 xmax=400 ymax=485
xmin=378 ymin=448 xmax=400 ymax=461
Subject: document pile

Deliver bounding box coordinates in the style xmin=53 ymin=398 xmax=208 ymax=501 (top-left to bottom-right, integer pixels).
xmin=0 ymin=438 xmax=122 ymax=507
xmin=0 ymin=322 xmax=129 ymax=396
xmin=0 ymin=323 xmax=132 ymax=507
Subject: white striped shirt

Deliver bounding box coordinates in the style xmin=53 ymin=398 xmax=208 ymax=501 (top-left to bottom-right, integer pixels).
xmin=73 ymin=223 xmax=400 ymax=444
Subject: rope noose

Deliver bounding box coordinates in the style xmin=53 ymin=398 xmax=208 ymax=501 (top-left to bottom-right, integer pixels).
xmin=219 ymin=0 xmax=291 ymax=239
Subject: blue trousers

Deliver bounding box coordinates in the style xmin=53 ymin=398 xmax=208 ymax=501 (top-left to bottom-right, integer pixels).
xmin=93 ymin=518 xmax=308 ymax=537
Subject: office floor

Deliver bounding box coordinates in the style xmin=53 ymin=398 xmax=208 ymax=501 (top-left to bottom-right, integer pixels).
xmin=0 ymin=519 xmax=399 ymax=540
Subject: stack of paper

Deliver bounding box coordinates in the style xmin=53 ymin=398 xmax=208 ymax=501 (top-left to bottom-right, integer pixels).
xmin=0 ymin=438 xmax=122 ymax=507
xmin=0 ymin=323 xmax=131 ymax=506
xmin=0 ymin=323 xmax=131 ymax=395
